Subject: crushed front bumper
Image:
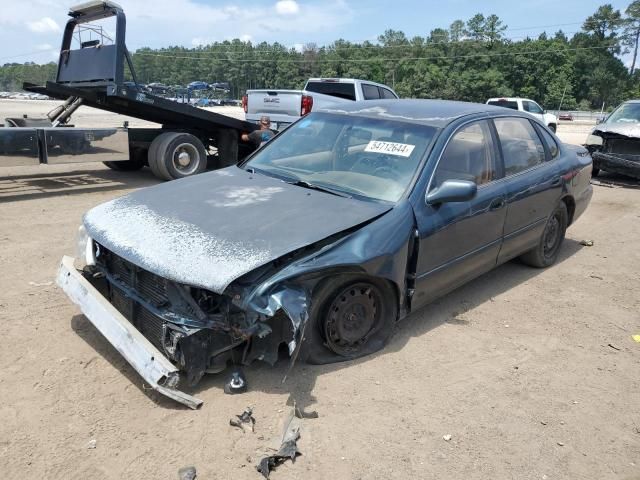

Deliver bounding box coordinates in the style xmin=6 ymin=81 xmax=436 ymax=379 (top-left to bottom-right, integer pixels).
xmin=56 ymin=255 xmax=203 ymax=409
xmin=593 ymin=152 xmax=640 ymax=179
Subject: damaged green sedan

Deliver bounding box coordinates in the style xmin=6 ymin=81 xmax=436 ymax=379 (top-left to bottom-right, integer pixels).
xmin=57 ymin=100 xmax=593 ymax=408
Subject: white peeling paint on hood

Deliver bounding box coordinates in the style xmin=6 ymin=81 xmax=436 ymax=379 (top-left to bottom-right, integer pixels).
xmin=85 ymin=198 xmax=273 ymax=293
xmin=82 ymin=166 xmax=390 ymax=294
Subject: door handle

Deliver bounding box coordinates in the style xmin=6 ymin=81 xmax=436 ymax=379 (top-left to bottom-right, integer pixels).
xmin=489 ymin=198 xmax=506 ymax=211
xmin=551 ymin=177 xmax=561 ymax=187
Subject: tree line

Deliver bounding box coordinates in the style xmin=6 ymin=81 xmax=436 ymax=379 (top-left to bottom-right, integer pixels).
xmin=1 ymin=2 xmax=639 ymax=110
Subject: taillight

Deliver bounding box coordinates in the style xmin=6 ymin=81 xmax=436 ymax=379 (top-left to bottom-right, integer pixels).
xmin=242 ymin=95 xmax=248 ymax=113
xmin=301 ymin=95 xmax=313 ymax=116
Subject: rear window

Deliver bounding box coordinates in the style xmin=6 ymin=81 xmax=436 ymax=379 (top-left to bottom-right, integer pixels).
xmin=305 ymin=81 xmax=356 ymax=101
xmin=488 ymin=100 xmax=518 ymax=110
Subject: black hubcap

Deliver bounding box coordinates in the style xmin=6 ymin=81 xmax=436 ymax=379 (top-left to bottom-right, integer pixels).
xmin=324 ymin=284 xmax=381 ymax=356
xmin=543 ymin=213 xmax=561 ymax=257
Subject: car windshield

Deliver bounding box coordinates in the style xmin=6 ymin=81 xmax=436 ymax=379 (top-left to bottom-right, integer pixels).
xmin=243 ymin=112 xmax=437 ymax=203
xmin=606 ymin=103 xmax=640 ymax=124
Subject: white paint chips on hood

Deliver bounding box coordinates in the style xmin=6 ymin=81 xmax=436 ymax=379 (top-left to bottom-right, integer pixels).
xmin=84 ymin=198 xmax=273 ymax=293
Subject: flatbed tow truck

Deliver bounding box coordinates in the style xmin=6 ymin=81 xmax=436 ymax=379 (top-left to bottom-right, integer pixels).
xmin=0 ymin=0 xmax=258 ymax=180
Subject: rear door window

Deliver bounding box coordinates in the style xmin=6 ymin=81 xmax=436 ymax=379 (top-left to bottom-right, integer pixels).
xmin=432 ymin=120 xmax=498 ymax=189
xmin=362 ymin=84 xmax=381 ymax=100
xmin=305 ymin=81 xmax=356 ymax=100
xmin=536 ymin=126 xmax=559 ymax=159
xmin=488 ymin=100 xmax=518 ymax=110
xmin=494 ymin=117 xmax=546 ymax=175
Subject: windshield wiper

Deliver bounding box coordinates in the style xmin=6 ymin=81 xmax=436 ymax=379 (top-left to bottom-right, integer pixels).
xmin=288 ymin=179 xmax=352 ymax=198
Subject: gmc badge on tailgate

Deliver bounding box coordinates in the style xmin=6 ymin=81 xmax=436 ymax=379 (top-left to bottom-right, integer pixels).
xmin=264 ymin=98 xmax=280 ymax=104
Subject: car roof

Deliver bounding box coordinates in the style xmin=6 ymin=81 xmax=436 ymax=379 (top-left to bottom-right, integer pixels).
xmin=318 ymin=99 xmax=512 ymax=128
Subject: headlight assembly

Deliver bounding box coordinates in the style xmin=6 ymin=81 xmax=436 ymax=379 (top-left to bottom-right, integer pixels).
xmin=75 ymin=224 xmax=96 ymax=268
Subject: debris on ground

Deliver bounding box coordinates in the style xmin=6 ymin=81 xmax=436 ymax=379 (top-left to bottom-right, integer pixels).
xmin=224 ymin=370 xmax=247 ymax=395
xmin=557 ymin=441 xmax=565 ymax=446
xmin=256 ymin=408 xmax=302 ymax=479
xmin=443 ymin=434 xmax=452 ymax=441
xmin=87 ymin=439 xmax=96 ymax=449
xmin=580 ymin=240 xmax=594 ymax=246
xmin=178 ymin=466 xmax=197 ymax=480
xmin=608 ymin=343 xmax=621 ymax=351
xmin=230 ymin=407 xmax=256 ymax=433
xmin=590 ymin=274 xmax=603 ymax=280
xmin=28 ymin=281 xmax=53 ymax=287
xmin=632 ymin=335 xmax=640 ymax=343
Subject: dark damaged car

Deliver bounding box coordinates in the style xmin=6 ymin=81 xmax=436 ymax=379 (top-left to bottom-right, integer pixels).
xmin=57 ymin=100 xmax=593 ymax=408
xmin=586 ymin=99 xmax=640 ymax=179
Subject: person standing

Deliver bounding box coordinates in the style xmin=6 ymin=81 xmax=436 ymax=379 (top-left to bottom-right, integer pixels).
xmin=242 ymin=116 xmax=275 ymax=148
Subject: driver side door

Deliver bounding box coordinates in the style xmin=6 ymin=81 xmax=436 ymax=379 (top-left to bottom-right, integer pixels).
xmin=411 ymin=120 xmax=507 ymax=308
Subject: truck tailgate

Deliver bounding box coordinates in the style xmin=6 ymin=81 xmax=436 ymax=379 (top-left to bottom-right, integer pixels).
xmin=246 ymin=89 xmax=302 ymax=125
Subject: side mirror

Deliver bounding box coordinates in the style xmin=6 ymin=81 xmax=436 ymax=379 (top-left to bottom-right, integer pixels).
xmin=426 ymin=179 xmax=477 ymax=205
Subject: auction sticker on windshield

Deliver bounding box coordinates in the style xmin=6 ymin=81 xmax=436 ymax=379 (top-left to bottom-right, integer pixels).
xmin=365 ymin=140 xmax=415 ymax=157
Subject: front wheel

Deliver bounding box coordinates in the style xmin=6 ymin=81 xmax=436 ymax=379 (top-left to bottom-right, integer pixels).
xmin=548 ymin=124 xmax=557 ymax=133
xmin=300 ymin=276 xmax=397 ymax=365
xmin=520 ymin=202 xmax=568 ymax=268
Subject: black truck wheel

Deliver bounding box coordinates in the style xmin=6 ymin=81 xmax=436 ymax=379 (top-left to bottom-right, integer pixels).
xmin=152 ymin=132 xmax=207 ymax=180
xmin=103 ymin=147 xmax=145 ymax=171
xmin=103 ymin=159 xmax=145 ymax=171
xmin=300 ymin=276 xmax=397 ymax=365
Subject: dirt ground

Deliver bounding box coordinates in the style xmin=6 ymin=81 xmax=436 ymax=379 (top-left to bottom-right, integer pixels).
xmin=1 ymin=100 xmax=639 ymax=480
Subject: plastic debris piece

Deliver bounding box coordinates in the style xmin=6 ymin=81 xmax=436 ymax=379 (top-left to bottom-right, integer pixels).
xmin=608 ymin=343 xmax=621 ymax=351
xmin=87 ymin=439 xmax=96 ymax=449
xmin=580 ymin=240 xmax=594 ymax=246
xmin=256 ymin=407 xmax=302 ymax=479
xmin=178 ymin=466 xmax=197 ymax=480
xmin=632 ymin=335 xmax=640 ymax=343
xmin=29 ymin=281 xmax=53 ymax=287
xmin=557 ymin=441 xmax=565 ymax=446
xmin=230 ymin=407 xmax=256 ymax=433
xmin=443 ymin=434 xmax=452 ymax=441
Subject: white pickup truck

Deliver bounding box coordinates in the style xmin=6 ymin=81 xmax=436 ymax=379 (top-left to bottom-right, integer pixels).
xmin=486 ymin=97 xmax=558 ymax=132
xmin=243 ymin=78 xmax=398 ymax=130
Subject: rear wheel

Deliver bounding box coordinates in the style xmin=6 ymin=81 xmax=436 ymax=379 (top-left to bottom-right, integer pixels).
xmin=147 ymin=132 xmax=208 ymax=180
xmin=300 ymin=276 xmax=397 ymax=364
xmin=157 ymin=133 xmax=207 ymax=180
xmin=548 ymin=124 xmax=557 ymax=133
xmin=148 ymin=133 xmax=173 ymax=180
xmin=520 ymin=202 xmax=568 ymax=268
xmin=104 ymin=147 xmax=145 ymax=171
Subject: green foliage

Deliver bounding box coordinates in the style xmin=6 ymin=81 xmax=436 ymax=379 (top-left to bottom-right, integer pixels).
xmin=2 ymin=3 xmax=638 ymax=110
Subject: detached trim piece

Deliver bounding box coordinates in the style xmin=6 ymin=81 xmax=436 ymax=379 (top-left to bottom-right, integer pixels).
xmin=56 ymin=255 xmax=203 ymax=409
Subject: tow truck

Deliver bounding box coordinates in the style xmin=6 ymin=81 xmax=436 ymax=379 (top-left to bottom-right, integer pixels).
xmin=0 ymin=0 xmax=258 ymax=180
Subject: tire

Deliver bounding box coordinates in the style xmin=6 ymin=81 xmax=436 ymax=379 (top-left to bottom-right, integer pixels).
xmin=103 ymin=159 xmax=145 ymax=171
xmin=520 ymin=202 xmax=568 ymax=268
xmin=155 ymin=132 xmax=207 ymax=180
xmin=548 ymin=124 xmax=557 ymax=133
xmin=299 ymin=276 xmax=397 ymax=365
xmin=104 ymin=147 xmax=145 ymax=171
xmin=148 ymin=132 xmax=173 ymax=180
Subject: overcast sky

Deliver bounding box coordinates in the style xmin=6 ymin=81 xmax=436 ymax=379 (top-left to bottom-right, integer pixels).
xmin=0 ymin=0 xmax=633 ymax=64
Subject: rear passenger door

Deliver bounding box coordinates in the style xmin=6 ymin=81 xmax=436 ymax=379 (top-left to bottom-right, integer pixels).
xmin=492 ymin=117 xmax=563 ymax=263
xmin=412 ymin=120 xmax=507 ymax=308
